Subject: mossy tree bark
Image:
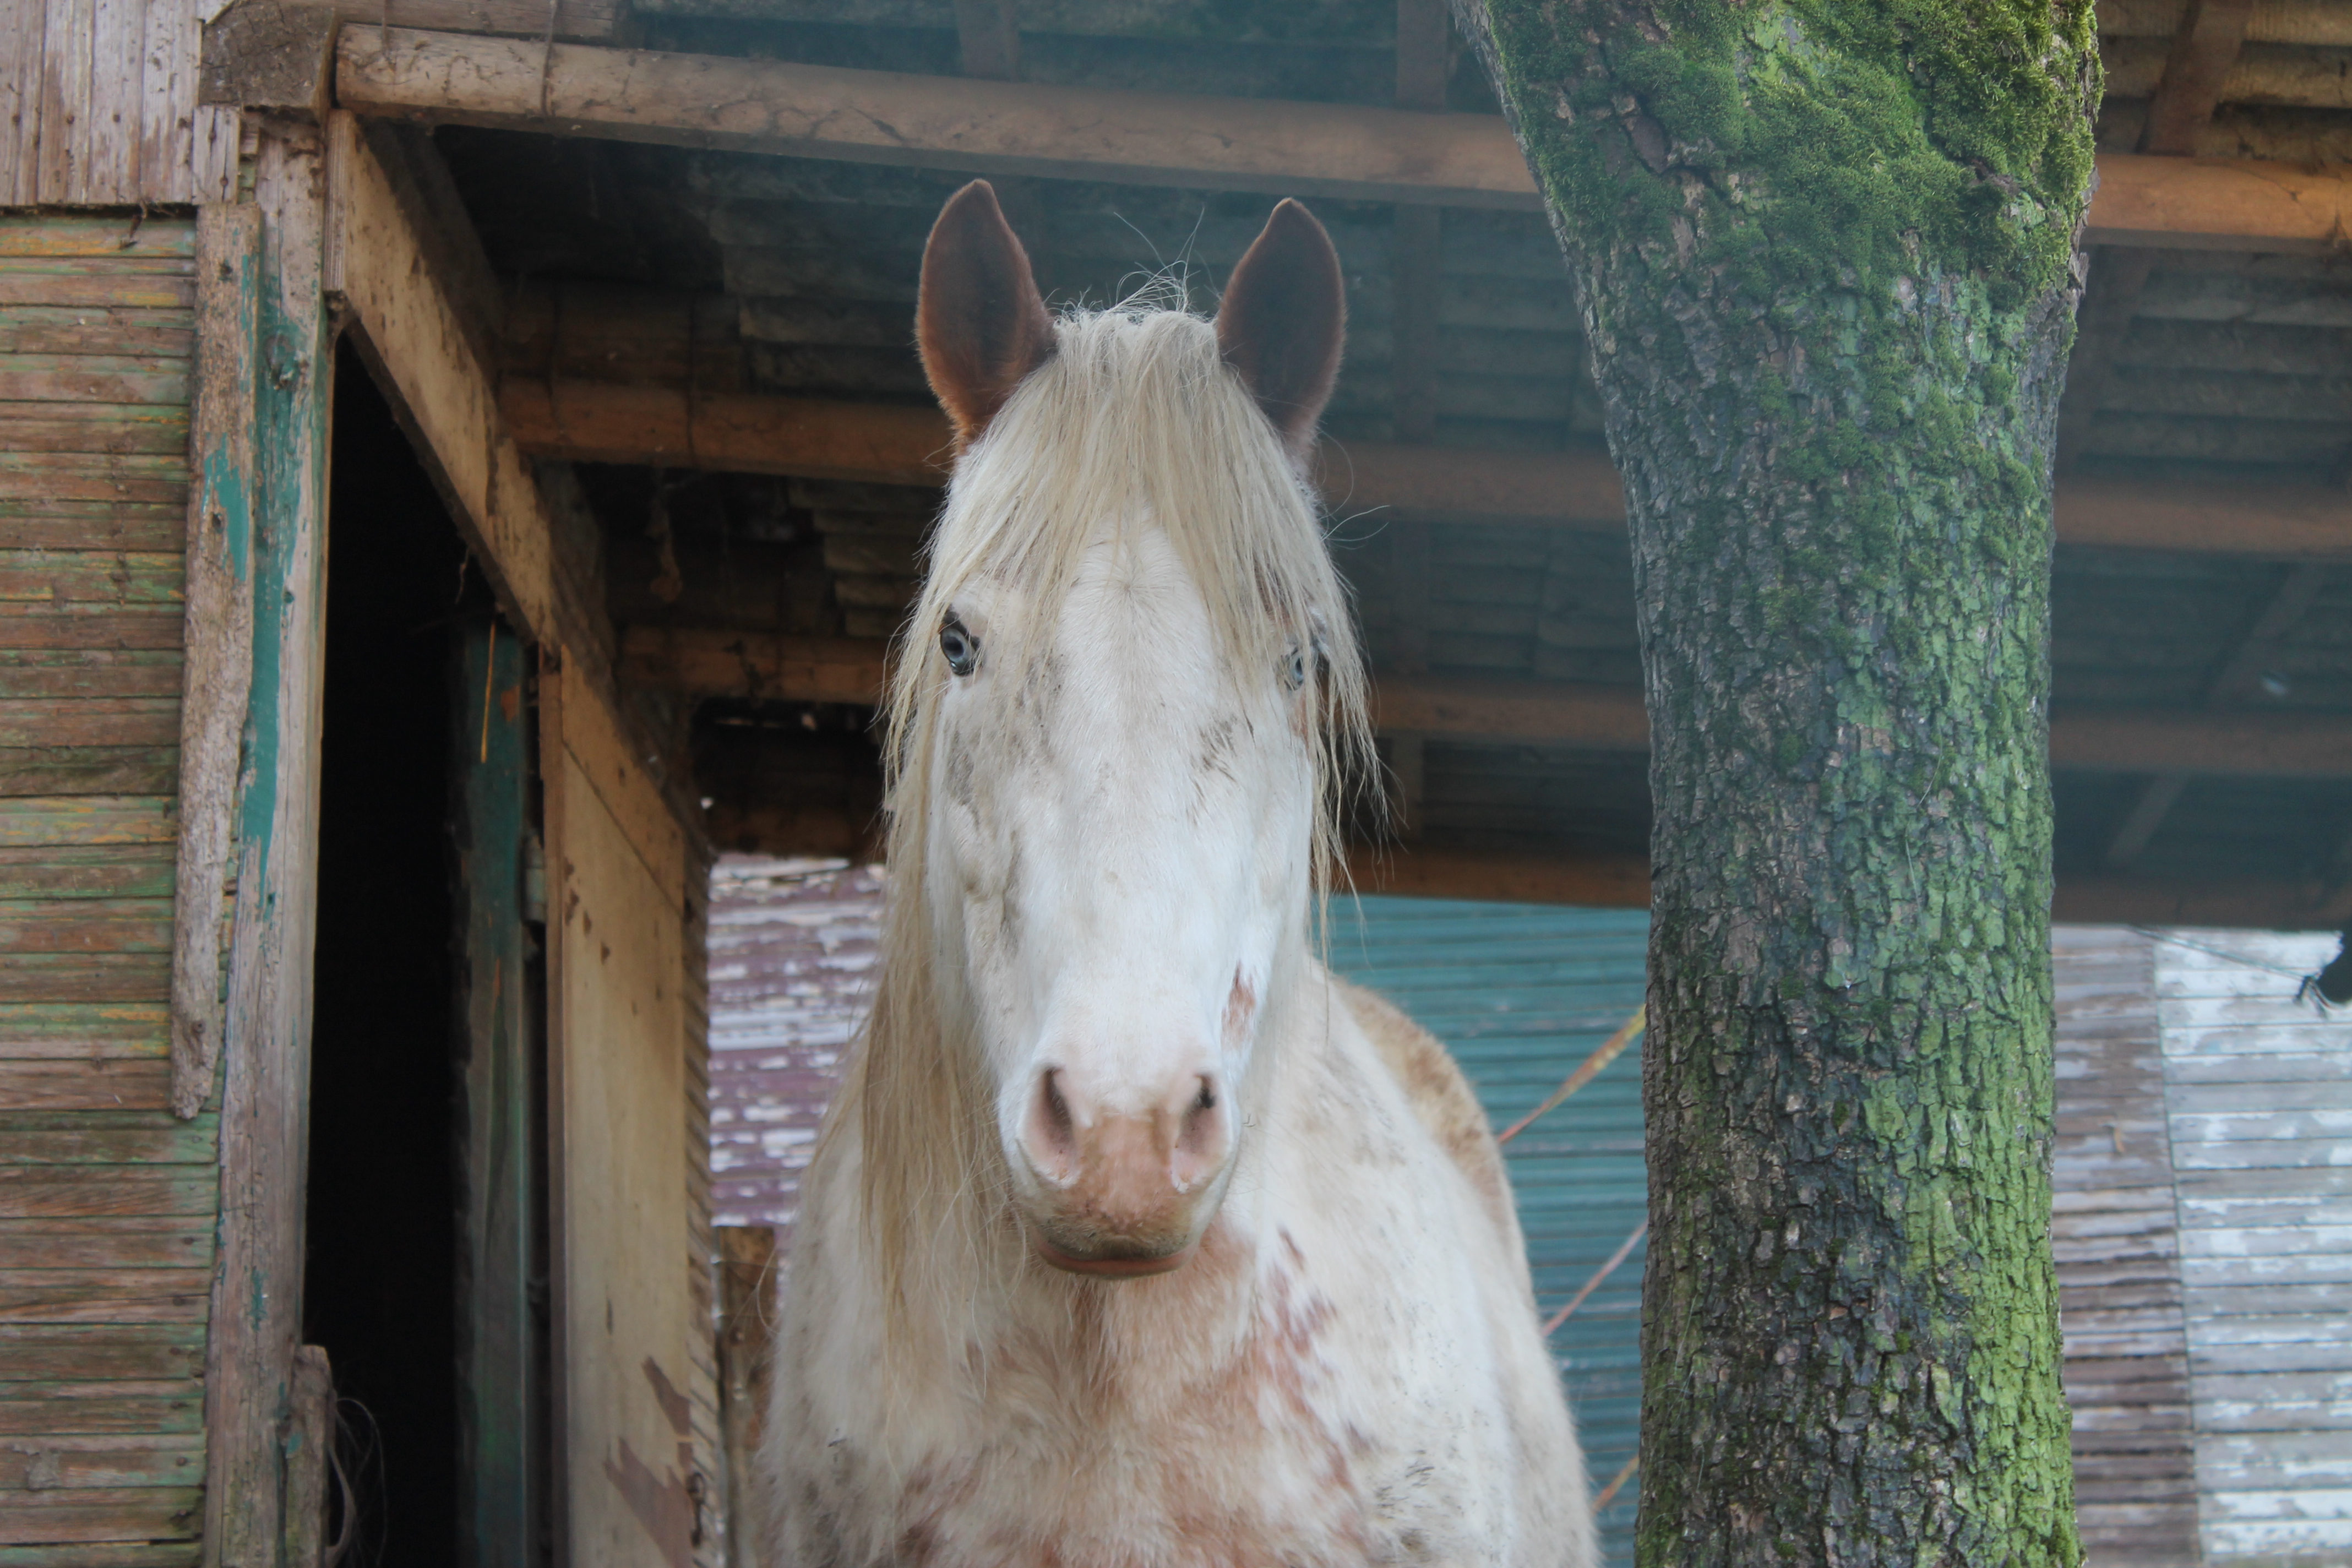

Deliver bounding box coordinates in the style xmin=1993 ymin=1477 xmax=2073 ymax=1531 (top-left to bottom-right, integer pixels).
xmin=1446 ymin=5 xmax=2099 ymax=1563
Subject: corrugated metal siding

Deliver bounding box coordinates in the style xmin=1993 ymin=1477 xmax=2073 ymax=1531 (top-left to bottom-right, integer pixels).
xmin=1322 ymin=896 xmax=1650 ymax=1568
xmin=2156 ymin=928 xmax=2352 ymax=1567
xmin=0 ymin=213 xmax=204 ymax=1563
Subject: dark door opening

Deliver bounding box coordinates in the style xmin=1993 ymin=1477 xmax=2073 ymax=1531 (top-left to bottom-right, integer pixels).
xmin=306 ymin=344 xmax=549 ymax=1566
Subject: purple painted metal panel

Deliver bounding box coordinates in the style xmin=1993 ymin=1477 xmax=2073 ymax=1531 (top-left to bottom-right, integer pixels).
xmin=705 ymin=857 xmax=882 ymax=1259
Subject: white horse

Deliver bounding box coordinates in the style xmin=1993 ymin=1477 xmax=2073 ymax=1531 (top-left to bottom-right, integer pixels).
xmin=763 ymin=181 xmax=1593 ymax=1567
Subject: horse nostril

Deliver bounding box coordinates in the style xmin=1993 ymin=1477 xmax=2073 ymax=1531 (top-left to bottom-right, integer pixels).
xmin=1177 ymin=1075 xmax=1223 ymax=1172
xmin=1023 ymin=1068 xmax=1080 ymax=1183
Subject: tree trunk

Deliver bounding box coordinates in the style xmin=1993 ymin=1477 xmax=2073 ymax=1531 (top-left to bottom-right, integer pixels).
xmin=1447 ymin=6 xmax=2099 ymax=1563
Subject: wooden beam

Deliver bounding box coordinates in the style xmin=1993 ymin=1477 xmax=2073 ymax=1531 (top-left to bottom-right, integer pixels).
xmin=500 ymin=377 xmax=956 ymax=487
xmin=1346 ymin=842 xmax=1649 ymax=907
xmin=1348 ymin=847 xmax=2345 ymax=930
xmin=170 ymin=204 xmax=260 ymax=1120
xmin=622 ymin=627 xmax=892 ymax=707
xmin=624 ymin=627 xmax=2352 ymax=780
xmin=2141 ymin=0 xmax=2256 ymax=157
xmin=2056 ymin=0 xmax=2253 ymax=472
xmin=515 ymin=377 xmax=2352 ymax=559
xmin=336 ymin=28 xmax=1539 ymax=209
xmin=952 ymin=0 xmax=1020 ymax=81
xmin=2104 ymin=560 xmax=2331 ymax=867
xmin=339 ymin=26 xmax=2352 ymax=247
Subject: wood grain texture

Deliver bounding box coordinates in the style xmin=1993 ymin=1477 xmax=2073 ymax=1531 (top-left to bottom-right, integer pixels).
xmin=545 ymin=654 xmax=702 ymax=1568
xmin=2155 ymin=928 xmax=2352 ymax=1565
xmin=0 ymin=0 xmax=211 ymax=204
xmin=199 ymin=126 xmax=332 ymax=1568
xmin=2049 ymin=928 xmax=2200 ymax=1568
xmin=336 ymin=26 xmax=2352 ymax=250
xmin=0 ymin=213 xmax=205 ymax=1562
xmin=168 ymin=203 xmax=258 ymax=1123
xmin=502 ymin=375 xmax=2352 ymax=559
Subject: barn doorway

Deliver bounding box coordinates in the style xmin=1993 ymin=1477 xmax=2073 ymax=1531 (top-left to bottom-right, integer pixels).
xmin=304 ymin=346 xmax=551 ymax=1566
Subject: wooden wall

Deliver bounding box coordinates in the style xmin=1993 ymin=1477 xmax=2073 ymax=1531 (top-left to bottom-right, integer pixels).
xmin=2159 ymin=929 xmax=2352 ymax=1567
xmin=2052 ymin=926 xmax=2202 ymax=1566
xmin=0 ymin=212 xmax=206 ymax=1564
xmin=0 ymin=0 xmax=235 ymax=206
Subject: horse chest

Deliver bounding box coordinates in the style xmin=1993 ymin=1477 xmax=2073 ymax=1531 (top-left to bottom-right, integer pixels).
xmin=809 ymin=1273 xmax=1477 ymax=1567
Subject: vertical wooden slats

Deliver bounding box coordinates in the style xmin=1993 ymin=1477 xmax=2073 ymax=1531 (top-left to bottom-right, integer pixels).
xmin=0 ymin=211 xmax=205 ymax=1562
xmin=2050 ymin=926 xmax=2202 ymax=1566
xmin=2158 ymin=928 xmax=2352 ymax=1567
xmin=0 ymin=0 xmax=221 ymax=206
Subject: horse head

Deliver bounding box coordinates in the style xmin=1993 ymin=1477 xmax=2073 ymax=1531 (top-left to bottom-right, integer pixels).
xmin=880 ymin=179 xmax=1363 ymax=1281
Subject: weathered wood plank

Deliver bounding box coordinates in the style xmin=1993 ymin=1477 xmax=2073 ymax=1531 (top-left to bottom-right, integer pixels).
xmin=203 ymin=120 xmax=334 ymax=1568
xmin=0 ymin=651 xmax=182 ymax=699
xmin=0 ymin=220 xmax=193 ymax=260
xmin=0 ymin=0 xmax=46 ymax=206
xmin=0 ymin=273 xmax=194 ymax=312
xmin=0 ymin=1060 xmax=172 ymax=1112
xmin=0 ymin=1114 xmax=214 ymax=1161
xmin=325 ymin=112 xmax=562 ymax=645
xmin=0 ymin=608 xmax=184 ymax=651
xmin=0 ymin=747 xmax=179 ymax=797
xmin=0 ymin=1433 xmax=204 ymax=1489
xmin=0 ymin=797 xmax=173 ymax=847
xmin=0 ymin=410 xmax=189 ymax=458
xmin=0 ymin=1218 xmax=210 ymax=1271
xmin=170 ymin=201 xmax=257 ymax=1124
xmin=0 ymin=1001 xmax=167 ymax=1057
xmin=0 ymin=551 xmax=183 ymax=605
xmin=0 ymin=1270 xmax=210 ymax=1324
xmin=0 ymin=1166 xmax=209 ymax=1216
xmin=0 ymin=899 xmax=172 ymax=953
xmin=0 ymin=1488 xmax=202 ymax=1544
xmin=0 ymin=458 xmax=187 ymax=508
xmin=0 ymin=357 xmax=189 ymax=405
xmin=0 ymin=1381 xmax=204 ymax=1437
xmin=0 ymin=1324 xmax=204 ymax=1381
xmin=0 ymin=954 xmax=168 ymax=1004
xmin=0 ymin=308 xmax=193 ymax=360
xmin=0 ymin=1546 xmax=200 ymax=1566
xmin=0 ymin=698 xmax=179 ymax=746
xmin=32 ymin=0 xmax=96 ymax=205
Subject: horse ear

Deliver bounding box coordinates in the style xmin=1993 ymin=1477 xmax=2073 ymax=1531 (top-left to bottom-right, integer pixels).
xmin=1215 ymin=199 xmax=1346 ymax=459
xmin=917 ymin=180 xmax=1057 ymax=449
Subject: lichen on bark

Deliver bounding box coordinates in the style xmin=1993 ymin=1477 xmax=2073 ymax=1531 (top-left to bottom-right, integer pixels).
xmin=1446 ymin=3 xmax=2100 ymax=1564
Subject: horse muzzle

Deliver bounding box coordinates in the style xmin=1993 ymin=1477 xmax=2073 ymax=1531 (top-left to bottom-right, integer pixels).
xmin=1016 ymin=1068 xmax=1231 ymax=1278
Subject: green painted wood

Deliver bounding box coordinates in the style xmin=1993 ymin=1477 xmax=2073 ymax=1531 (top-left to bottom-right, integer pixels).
xmin=0 ymin=1384 xmax=205 ymax=1437
xmin=0 ymin=1003 xmax=170 ymax=1050
xmin=0 ymin=1113 xmax=219 ymax=1163
xmin=453 ymin=614 xmax=543 ymax=1568
xmin=0 ymin=749 xmax=179 ymax=798
xmin=1325 ymin=896 xmax=1648 ymax=1568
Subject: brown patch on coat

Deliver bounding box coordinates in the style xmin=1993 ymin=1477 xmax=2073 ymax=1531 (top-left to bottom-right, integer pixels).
xmin=1334 ymin=977 xmax=1513 ymax=1237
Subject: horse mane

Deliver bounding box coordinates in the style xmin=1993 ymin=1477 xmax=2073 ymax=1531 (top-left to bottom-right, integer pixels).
xmin=825 ymin=298 xmax=1374 ymax=1354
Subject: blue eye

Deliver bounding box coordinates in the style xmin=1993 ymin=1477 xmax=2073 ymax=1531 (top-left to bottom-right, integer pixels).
xmin=940 ymin=614 xmax=978 ymax=677
xmin=1284 ymin=645 xmax=1305 ymax=691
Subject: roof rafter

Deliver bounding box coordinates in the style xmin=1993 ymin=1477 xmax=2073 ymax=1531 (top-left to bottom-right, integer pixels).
xmin=340 ymin=26 xmax=2352 ymax=249
xmin=506 ymin=375 xmax=2352 ymax=559
xmin=619 ymin=626 xmax=2352 ymax=780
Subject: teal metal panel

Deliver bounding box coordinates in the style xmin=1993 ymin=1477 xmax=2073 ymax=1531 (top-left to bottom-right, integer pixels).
xmin=1325 ymin=897 xmax=1648 ymax=1568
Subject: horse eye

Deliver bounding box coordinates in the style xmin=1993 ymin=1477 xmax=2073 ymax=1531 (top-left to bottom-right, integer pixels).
xmin=1283 ymin=645 xmax=1306 ymax=692
xmin=940 ymin=615 xmax=978 ymax=677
